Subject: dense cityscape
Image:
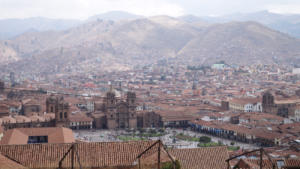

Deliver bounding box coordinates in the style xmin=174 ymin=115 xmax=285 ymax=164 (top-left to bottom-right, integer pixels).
xmin=1 ymin=1 xmax=300 ymax=169
xmin=0 ymin=62 xmax=300 ymax=168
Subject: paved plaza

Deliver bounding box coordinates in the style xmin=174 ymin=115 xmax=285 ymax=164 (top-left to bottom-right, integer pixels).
xmin=74 ymin=128 xmax=259 ymax=150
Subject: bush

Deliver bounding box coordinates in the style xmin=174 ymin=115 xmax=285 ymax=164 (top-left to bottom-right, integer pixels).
xmin=228 ymin=146 xmax=240 ymax=151
xmin=162 ymin=160 xmax=181 ymax=169
xmin=230 ymin=142 xmax=235 ymax=146
xmin=158 ymin=128 xmax=165 ymax=133
xmin=199 ymin=136 xmax=211 ymax=143
xmin=197 ymin=142 xmax=220 ymax=147
xmin=218 ymin=140 xmax=224 ymax=146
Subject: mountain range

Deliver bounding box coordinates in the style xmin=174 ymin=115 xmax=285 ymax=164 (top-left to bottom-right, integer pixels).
xmin=0 ymin=12 xmax=300 ymax=76
xmin=2 ymin=10 xmax=300 ymax=40
xmin=193 ymin=10 xmax=300 ymax=39
xmin=1 ymin=17 xmax=299 ymax=74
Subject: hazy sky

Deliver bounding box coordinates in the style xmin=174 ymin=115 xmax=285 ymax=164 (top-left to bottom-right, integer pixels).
xmin=1 ymin=0 xmax=300 ymax=19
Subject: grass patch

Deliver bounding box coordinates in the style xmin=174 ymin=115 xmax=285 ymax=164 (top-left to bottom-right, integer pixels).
xmin=227 ymin=146 xmax=240 ymax=151
xmin=197 ymin=142 xmax=223 ymax=147
xmin=176 ymin=133 xmax=200 ymax=142
xmin=137 ymin=133 xmax=165 ymax=137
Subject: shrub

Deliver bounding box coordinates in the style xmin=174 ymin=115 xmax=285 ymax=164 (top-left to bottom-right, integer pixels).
xmin=199 ymin=136 xmax=211 ymax=143
xmin=162 ymin=160 xmax=181 ymax=169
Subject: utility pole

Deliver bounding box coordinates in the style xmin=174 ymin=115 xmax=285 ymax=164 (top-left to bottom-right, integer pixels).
xmin=158 ymin=140 xmax=161 ymax=169
xmin=260 ymin=148 xmax=263 ymax=169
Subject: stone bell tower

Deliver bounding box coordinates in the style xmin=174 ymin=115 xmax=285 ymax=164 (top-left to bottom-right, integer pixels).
xmin=262 ymin=91 xmax=274 ymax=114
xmin=46 ymin=95 xmax=70 ymax=127
xmin=126 ymin=91 xmax=137 ymax=128
xmin=105 ymin=86 xmax=117 ymax=129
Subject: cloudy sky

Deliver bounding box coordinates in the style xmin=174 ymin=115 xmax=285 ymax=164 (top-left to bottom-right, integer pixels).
xmin=0 ymin=0 xmax=300 ymax=19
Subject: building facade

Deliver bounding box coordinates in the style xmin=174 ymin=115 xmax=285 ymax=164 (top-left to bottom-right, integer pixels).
xmin=262 ymin=91 xmax=299 ymax=118
xmin=104 ymin=90 xmax=137 ymax=129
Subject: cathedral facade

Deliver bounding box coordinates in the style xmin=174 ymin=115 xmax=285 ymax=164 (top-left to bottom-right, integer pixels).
xmin=103 ymin=90 xmax=137 ymax=129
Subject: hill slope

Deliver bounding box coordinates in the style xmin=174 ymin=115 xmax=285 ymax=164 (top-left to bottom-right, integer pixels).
xmin=1 ymin=17 xmax=300 ymax=75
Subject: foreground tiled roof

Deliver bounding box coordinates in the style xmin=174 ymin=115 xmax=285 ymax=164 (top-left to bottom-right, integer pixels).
xmin=234 ymin=158 xmax=300 ymax=169
xmin=0 ymin=153 xmax=27 ymax=169
xmin=0 ymin=141 xmax=157 ymax=168
xmin=170 ymin=146 xmax=229 ymax=169
xmin=0 ymin=127 xmax=75 ymax=145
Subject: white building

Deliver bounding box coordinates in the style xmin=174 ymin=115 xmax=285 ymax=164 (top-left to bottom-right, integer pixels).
xmin=290 ymin=108 xmax=300 ymax=122
xmin=292 ymin=68 xmax=300 ymax=74
xmin=229 ymin=98 xmax=262 ymax=112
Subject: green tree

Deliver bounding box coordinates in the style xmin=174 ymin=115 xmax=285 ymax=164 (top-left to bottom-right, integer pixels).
xmin=199 ymin=136 xmax=211 ymax=143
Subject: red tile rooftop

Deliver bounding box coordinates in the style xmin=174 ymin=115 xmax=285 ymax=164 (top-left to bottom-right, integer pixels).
xmin=170 ymin=146 xmax=229 ymax=169
xmin=0 ymin=127 xmax=75 ymax=145
xmin=0 ymin=153 xmax=27 ymax=169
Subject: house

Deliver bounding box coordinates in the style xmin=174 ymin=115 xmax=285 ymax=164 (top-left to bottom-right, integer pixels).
xmin=290 ymin=106 xmax=300 ymax=122
xmin=21 ymin=99 xmax=42 ymax=116
xmin=69 ymin=113 xmax=93 ymax=130
xmin=0 ymin=127 xmax=75 ymax=145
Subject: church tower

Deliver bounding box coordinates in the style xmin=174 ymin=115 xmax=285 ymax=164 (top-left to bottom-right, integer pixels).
xmin=46 ymin=95 xmax=70 ymax=127
xmin=105 ymin=87 xmax=117 ymax=129
xmin=126 ymin=91 xmax=137 ymax=128
xmin=262 ymin=91 xmax=274 ymax=113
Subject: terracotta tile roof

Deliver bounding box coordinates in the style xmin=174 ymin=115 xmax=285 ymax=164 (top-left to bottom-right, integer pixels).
xmin=0 ymin=127 xmax=75 ymax=145
xmin=170 ymin=146 xmax=229 ymax=169
xmin=0 ymin=141 xmax=157 ymax=168
xmin=0 ymin=153 xmax=27 ymax=169
xmin=230 ymin=97 xmax=261 ymax=105
xmin=69 ymin=113 xmax=93 ymax=122
xmin=140 ymin=146 xmax=173 ymax=166
xmin=234 ymin=158 xmax=300 ymax=169
xmin=284 ymin=158 xmax=300 ymax=167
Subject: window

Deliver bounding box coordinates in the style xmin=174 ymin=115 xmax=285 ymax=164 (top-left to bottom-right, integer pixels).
xmin=50 ymin=106 xmax=53 ymax=112
xmin=60 ymin=112 xmax=63 ymax=119
xmin=28 ymin=136 xmax=48 ymax=144
xmin=64 ymin=112 xmax=67 ymax=118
